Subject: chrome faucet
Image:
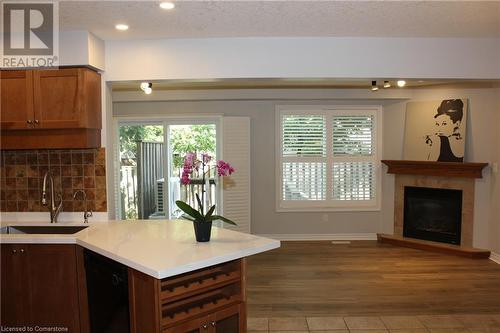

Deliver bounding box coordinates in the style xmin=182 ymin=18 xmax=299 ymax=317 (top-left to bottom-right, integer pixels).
xmin=73 ymin=190 xmax=93 ymax=223
xmin=41 ymin=171 xmax=63 ymax=223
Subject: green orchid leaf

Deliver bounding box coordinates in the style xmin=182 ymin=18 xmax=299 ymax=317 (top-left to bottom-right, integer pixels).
xmin=180 ymin=214 xmax=195 ymax=221
xmin=195 ymin=193 xmax=203 ymax=213
xmin=205 ymin=205 xmax=216 ymax=218
xmin=208 ymin=215 xmax=237 ymax=226
xmin=175 ymin=201 xmax=203 ymax=220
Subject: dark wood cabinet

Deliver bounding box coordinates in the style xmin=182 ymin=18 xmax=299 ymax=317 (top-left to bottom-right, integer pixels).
xmin=0 ymin=70 xmax=34 ymax=130
xmin=164 ymin=304 xmax=244 ymax=333
xmin=0 ymin=244 xmax=30 ymax=326
xmin=0 ymin=67 xmax=101 ymax=149
xmin=129 ymin=259 xmax=247 ymax=333
xmin=0 ymin=244 xmax=82 ymax=332
xmin=1 ymin=244 xmax=247 ymax=333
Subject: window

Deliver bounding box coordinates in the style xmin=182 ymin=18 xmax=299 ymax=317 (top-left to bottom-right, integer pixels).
xmin=277 ymin=106 xmax=382 ymax=211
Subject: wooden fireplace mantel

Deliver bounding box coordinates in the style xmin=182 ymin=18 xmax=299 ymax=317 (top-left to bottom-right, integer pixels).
xmin=381 ymin=160 xmax=488 ymax=179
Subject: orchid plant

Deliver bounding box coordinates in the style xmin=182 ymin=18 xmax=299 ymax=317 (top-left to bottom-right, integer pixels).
xmin=175 ymin=152 xmax=237 ymax=225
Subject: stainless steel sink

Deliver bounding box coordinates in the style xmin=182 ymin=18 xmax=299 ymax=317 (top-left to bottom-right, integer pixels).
xmin=0 ymin=225 xmax=88 ymax=234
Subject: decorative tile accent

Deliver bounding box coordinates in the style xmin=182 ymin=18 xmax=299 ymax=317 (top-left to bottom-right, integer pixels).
xmin=381 ymin=316 xmax=425 ymax=329
xmin=417 ymin=315 xmax=464 ymax=329
xmin=307 ymin=317 xmax=347 ymax=330
xmin=0 ymin=148 xmax=106 ymax=212
xmin=269 ymin=317 xmax=309 ymax=331
xmin=248 ymin=318 xmax=269 ymax=331
xmin=344 ymin=317 xmax=387 ymax=330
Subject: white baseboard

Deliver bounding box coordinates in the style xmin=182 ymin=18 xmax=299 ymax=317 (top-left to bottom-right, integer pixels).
xmin=257 ymin=233 xmax=378 ymax=241
xmin=490 ymin=252 xmax=500 ymax=264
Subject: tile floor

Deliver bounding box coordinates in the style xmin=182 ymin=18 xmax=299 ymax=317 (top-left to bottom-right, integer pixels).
xmin=247 ymin=315 xmax=500 ymax=333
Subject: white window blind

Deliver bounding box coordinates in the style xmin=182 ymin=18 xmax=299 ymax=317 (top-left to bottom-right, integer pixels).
xmin=277 ymin=106 xmax=381 ymax=211
xmin=222 ymin=117 xmax=251 ymax=233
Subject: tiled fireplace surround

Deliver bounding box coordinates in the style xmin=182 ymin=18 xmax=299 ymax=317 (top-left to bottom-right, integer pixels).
xmin=0 ymin=148 xmax=107 ymax=213
xmin=394 ymin=174 xmax=474 ymax=247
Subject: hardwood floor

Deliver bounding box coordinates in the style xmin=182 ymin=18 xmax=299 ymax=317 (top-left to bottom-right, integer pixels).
xmin=246 ymin=241 xmax=500 ymax=317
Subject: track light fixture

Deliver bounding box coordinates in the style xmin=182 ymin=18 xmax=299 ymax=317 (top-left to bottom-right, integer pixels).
xmin=140 ymin=82 xmax=153 ymax=94
xmin=371 ymin=81 xmax=378 ymax=91
xmin=383 ymin=81 xmax=391 ymax=88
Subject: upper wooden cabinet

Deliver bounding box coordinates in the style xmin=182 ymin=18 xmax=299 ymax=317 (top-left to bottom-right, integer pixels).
xmin=0 ymin=67 xmax=102 ymax=149
xmin=1 ymin=70 xmax=34 ymax=129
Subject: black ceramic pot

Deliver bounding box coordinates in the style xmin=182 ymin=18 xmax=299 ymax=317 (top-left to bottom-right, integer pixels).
xmin=193 ymin=221 xmax=213 ymax=242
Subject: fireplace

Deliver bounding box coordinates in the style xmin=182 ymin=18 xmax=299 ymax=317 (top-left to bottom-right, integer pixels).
xmin=403 ymin=186 xmax=463 ymax=245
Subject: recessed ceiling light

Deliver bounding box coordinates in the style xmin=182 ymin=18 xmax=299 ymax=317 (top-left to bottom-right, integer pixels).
xmin=115 ymin=24 xmax=129 ymax=31
xmin=160 ymin=2 xmax=175 ymax=10
xmin=397 ymin=80 xmax=406 ymax=87
xmin=371 ymin=81 xmax=378 ymax=91
xmin=383 ymin=81 xmax=391 ymax=88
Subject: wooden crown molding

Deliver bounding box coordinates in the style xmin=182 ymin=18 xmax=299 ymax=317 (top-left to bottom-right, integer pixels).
xmin=381 ymin=160 xmax=488 ymax=179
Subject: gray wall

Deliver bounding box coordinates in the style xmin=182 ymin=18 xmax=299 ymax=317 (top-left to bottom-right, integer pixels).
xmin=113 ymin=86 xmax=499 ymax=250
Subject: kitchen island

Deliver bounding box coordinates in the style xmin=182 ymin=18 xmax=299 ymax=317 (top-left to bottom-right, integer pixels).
xmin=0 ymin=220 xmax=280 ymax=333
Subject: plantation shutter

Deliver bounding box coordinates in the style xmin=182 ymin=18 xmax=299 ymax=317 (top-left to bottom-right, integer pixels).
xmin=281 ymin=115 xmax=327 ymax=201
xmin=332 ymin=115 xmax=376 ymax=201
xmin=221 ymin=117 xmax=251 ymax=233
xmin=278 ymin=107 xmax=380 ymax=210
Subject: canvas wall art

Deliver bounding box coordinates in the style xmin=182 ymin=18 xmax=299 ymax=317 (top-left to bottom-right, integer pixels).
xmin=403 ymin=99 xmax=467 ymax=162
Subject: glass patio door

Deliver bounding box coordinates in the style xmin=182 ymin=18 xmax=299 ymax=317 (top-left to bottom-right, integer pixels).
xmin=116 ymin=119 xmax=219 ymax=221
xmin=167 ymin=123 xmax=218 ymax=219
xmin=118 ymin=122 xmax=165 ymax=220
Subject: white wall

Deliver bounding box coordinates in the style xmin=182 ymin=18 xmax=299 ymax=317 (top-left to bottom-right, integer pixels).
xmin=105 ymin=37 xmax=500 ymax=81
xmin=113 ymin=86 xmax=498 ymax=249
xmin=59 ymin=30 xmax=105 ymax=70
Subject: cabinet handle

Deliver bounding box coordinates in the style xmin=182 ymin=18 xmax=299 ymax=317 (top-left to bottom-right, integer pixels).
xmin=20 ymin=248 xmax=25 ymax=254
xmin=211 ymin=321 xmax=216 ymax=327
xmin=11 ymin=249 xmax=17 ymax=254
xmin=202 ymin=324 xmax=208 ymax=330
xmin=27 ymin=120 xmax=33 ymax=125
xmin=34 ymin=119 xmax=39 ymax=125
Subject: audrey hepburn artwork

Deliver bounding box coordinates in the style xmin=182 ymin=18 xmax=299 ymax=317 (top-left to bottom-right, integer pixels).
xmin=404 ymin=99 xmax=467 ymax=162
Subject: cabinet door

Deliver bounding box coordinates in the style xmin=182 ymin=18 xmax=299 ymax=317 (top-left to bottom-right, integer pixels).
xmin=0 ymin=244 xmax=30 ymax=326
xmin=26 ymin=244 xmax=81 ymax=332
xmin=209 ymin=304 xmax=245 ymax=333
xmin=33 ymin=68 xmax=83 ymax=129
xmin=0 ymin=70 xmax=35 ymax=129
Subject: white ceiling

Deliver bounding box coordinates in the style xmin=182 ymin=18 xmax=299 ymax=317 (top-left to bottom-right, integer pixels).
xmin=60 ymin=1 xmax=500 ymax=40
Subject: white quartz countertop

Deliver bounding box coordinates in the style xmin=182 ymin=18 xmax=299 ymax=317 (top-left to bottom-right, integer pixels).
xmin=0 ymin=220 xmax=280 ymax=279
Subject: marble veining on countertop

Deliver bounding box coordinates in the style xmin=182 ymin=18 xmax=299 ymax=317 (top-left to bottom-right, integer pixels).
xmin=0 ymin=219 xmax=280 ymax=279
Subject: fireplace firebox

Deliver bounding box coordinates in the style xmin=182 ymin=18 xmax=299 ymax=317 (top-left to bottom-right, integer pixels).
xmin=403 ymin=186 xmax=462 ymax=245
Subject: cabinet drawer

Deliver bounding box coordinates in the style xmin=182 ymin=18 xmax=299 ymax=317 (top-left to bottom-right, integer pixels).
xmin=160 ymin=260 xmax=241 ymax=302
xmin=161 ymin=282 xmax=242 ymax=328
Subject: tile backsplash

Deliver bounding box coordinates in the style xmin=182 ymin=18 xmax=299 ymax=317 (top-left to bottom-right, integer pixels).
xmin=0 ymin=148 xmax=107 ymax=212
